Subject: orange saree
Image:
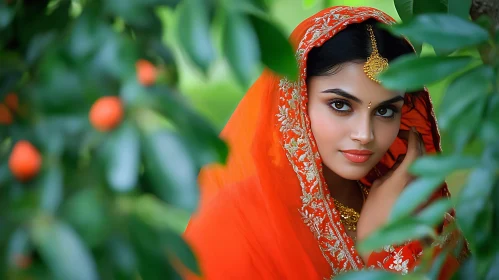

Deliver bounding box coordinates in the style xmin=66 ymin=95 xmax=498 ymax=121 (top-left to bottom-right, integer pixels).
xmin=183 ymin=6 xmax=464 ymax=279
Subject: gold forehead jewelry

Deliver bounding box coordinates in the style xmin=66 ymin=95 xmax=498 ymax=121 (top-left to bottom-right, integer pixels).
xmin=363 ymin=25 xmax=389 ymax=84
xmin=368 ymin=101 xmax=372 ymax=109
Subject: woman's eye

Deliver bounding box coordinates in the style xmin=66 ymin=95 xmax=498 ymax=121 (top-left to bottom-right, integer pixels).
xmin=331 ymin=101 xmax=351 ymax=112
xmin=376 ymin=107 xmax=394 ymax=118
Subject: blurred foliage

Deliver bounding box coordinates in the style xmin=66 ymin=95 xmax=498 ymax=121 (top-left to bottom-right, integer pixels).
xmin=1 ymin=0 xmax=497 ymax=279
xmin=0 ymin=0 xmax=297 ymax=279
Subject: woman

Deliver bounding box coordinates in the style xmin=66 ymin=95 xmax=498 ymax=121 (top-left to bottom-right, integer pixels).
xmin=183 ymin=6 xmax=466 ymax=279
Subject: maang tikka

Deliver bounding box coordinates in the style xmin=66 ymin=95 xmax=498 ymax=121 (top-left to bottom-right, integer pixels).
xmin=363 ymin=25 xmax=389 ymax=84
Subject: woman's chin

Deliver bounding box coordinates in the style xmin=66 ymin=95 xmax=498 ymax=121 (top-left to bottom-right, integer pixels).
xmin=328 ymin=166 xmax=372 ymax=181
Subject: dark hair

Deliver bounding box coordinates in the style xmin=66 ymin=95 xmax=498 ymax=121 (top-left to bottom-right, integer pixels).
xmin=306 ymin=18 xmax=419 ymax=105
xmin=306 ymin=19 xmax=414 ymax=77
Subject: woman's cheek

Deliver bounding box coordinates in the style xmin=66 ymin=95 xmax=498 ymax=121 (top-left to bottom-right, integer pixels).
xmin=310 ymin=109 xmax=337 ymax=146
xmin=377 ymin=121 xmax=401 ymax=150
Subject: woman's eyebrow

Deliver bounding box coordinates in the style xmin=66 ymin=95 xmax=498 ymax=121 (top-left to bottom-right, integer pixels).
xmin=321 ymin=88 xmax=404 ymax=106
xmin=321 ymin=88 xmax=362 ymax=104
xmin=377 ymin=96 xmax=404 ymax=107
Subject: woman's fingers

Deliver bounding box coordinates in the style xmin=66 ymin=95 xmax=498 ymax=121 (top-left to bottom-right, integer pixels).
xmin=397 ymin=127 xmax=422 ymax=176
xmin=418 ymin=131 xmax=426 ymax=156
xmin=374 ymin=128 xmax=425 ymax=188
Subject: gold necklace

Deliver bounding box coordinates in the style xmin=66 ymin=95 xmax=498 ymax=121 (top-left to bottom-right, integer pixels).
xmin=333 ymin=182 xmax=369 ymax=231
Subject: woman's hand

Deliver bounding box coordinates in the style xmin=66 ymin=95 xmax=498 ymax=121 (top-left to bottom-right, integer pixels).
xmin=356 ymin=127 xmax=425 ymax=262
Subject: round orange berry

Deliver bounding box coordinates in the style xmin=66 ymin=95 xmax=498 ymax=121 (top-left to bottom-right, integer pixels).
xmin=136 ymin=59 xmax=158 ymax=86
xmin=4 ymin=92 xmax=18 ymax=111
xmin=14 ymin=254 xmax=32 ymax=269
xmin=0 ymin=104 xmax=13 ymax=125
xmin=9 ymin=141 xmax=42 ymax=182
xmin=89 ymin=96 xmax=124 ymax=132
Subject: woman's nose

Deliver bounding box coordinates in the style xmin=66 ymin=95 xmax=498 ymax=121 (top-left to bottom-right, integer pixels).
xmin=350 ymin=116 xmax=374 ymax=145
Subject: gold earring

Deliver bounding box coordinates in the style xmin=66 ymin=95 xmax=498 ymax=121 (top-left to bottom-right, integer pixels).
xmin=363 ymin=25 xmax=389 ymax=84
xmin=368 ymin=101 xmax=372 ymax=109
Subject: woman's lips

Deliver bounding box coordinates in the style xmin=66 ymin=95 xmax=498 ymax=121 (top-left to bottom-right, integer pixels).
xmin=341 ymin=150 xmax=373 ymax=163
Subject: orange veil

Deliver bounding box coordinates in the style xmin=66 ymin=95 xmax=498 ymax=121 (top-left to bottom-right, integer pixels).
xmin=184 ymin=6 xmax=457 ymax=279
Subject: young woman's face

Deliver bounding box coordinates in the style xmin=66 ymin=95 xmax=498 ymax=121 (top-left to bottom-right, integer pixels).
xmin=307 ymin=62 xmax=405 ymax=180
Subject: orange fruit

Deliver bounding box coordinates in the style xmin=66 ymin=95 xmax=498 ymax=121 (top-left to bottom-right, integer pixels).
xmin=14 ymin=254 xmax=32 ymax=269
xmin=0 ymin=104 xmax=13 ymax=125
xmin=4 ymin=92 xmax=18 ymax=111
xmin=89 ymin=96 xmax=124 ymax=131
xmin=136 ymin=59 xmax=158 ymax=86
xmin=9 ymin=141 xmax=42 ymax=182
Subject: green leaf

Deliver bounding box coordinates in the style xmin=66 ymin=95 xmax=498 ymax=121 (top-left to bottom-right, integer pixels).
xmin=31 ymin=218 xmax=98 ymax=280
xmin=455 ymin=167 xmax=495 ymax=242
xmin=448 ymin=93 xmax=487 ymax=152
xmin=357 ymin=218 xmax=436 ymax=253
xmin=394 ymin=0 xmax=414 ymax=23
xmin=453 ymin=257 xmax=478 ymax=279
xmin=63 ymin=189 xmax=110 ymax=248
xmin=141 ymin=129 xmax=199 ymax=212
xmin=134 ymin=194 xmax=191 ymax=234
xmin=129 ymin=209 xmax=200 ymax=275
xmin=68 ymin=14 xmax=114 ymax=59
xmin=177 ymin=0 xmax=215 ymax=74
xmin=416 ymin=198 xmax=453 ymax=226
xmin=448 ymin=0 xmax=472 ymax=19
xmin=480 ymin=95 xmax=499 ymax=145
xmin=163 ymin=229 xmax=201 ymax=276
xmin=146 ymin=39 xmax=179 ymax=86
xmin=145 ymin=87 xmax=229 ymax=166
xmin=137 ymin=0 xmax=181 ymax=7
xmin=473 ymin=201 xmax=494 ymax=259
xmin=438 ymin=65 xmax=493 ymax=130
xmin=0 ymin=161 xmax=12 ymax=187
xmin=486 ymin=253 xmax=499 ymax=279
xmin=16 ymin=0 xmax=71 ymax=49
xmin=39 ymin=164 xmax=63 ymax=214
xmin=222 ymin=13 xmax=260 ymax=88
xmin=107 ymin=122 xmax=140 ymax=193
xmin=336 ymin=270 xmax=419 ymax=280
xmin=7 ymin=228 xmax=31 ymax=268
xmin=104 ymin=1 xmax=164 ymax=33
xmin=32 ymin=57 xmax=87 ymax=113
xmin=128 ymin=217 xmax=183 ymax=279
xmin=389 ymin=176 xmax=445 ymax=222
xmin=409 ymin=155 xmax=479 ymax=177
xmin=107 ymin=236 xmax=137 ymax=279
xmin=388 ymin=14 xmax=489 ymax=53
xmin=379 ymin=55 xmax=474 ymax=91
xmin=0 ymin=3 xmax=16 ymax=29
xmin=249 ymin=14 xmax=298 ymax=79
xmin=394 ymin=0 xmax=448 ymax=23
xmin=35 ymin=116 xmax=90 ymax=155
xmin=0 ymin=54 xmax=25 ymax=99
xmin=26 ymin=31 xmax=57 ymax=65
xmin=410 ymin=40 xmax=423 ymax=56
